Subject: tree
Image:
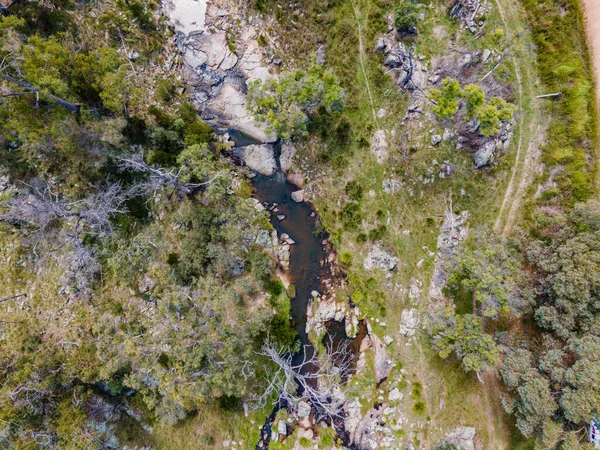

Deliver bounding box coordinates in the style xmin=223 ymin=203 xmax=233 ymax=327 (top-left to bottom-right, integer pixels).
xmin=445 ymin=227 xmax=525 ymax=318
xmin=477 ymin=96 xmax=515 ymax=136
xmin=247 ymin=64 xmax=344 ymax=139
xmin=430 ymin=77 xmax=462 ymax=118
xmin=394 ymin=2 xmax=418 ymax=33
xmin=560 ymin=335 xmax=600 ymax=423
xmin=463 ymin=84 xmax=486 ymax=119
xmin=432 ymin=311 xmax=499 ymax=372
xmin=527 ymin=201 xmax=600 ymax=339
xmin=256 ymin=337 xmax=353 ymax=422
xmin=513 ymin=372 xmax=557 ymax=437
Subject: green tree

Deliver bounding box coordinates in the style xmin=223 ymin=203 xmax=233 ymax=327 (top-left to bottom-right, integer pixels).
xmin=247 ymin=64 xmax=344 ymax=139
xmin=463 ymin=84 xmax=486 ymax=119
xmin=560 ymin=335 xmax=600 ymax=423
xmin=527 ymin=201 xmax=600 ymax=339
xmin=432 ymin=311 xmax=499 ymax=372
xmin=477 ymin=96 xmax=515 ymax=136
xmin=430 ymin=77 xmax=462 ymax=118
xmin=446 ymin=228 xmax=524 ymax=318
xmin=394 ymin=2 xmax=418 ymax=33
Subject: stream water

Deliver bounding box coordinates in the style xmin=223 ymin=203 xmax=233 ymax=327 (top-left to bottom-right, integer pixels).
xmin=228 ymin=132 xmax=360 ymax=448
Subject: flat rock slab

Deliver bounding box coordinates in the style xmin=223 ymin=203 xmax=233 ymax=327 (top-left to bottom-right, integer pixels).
xmin=364 ymin=246 xmax=398 ymax=271
xmin=233 ymin=144 xmax=277 ymax=175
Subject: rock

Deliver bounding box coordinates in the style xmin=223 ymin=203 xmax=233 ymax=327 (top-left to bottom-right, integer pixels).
xmin=431 ymin=134 xmax=442 ymax=146
xmin=277 ymin=420 xmax=287 ymax=436
xmin=277 ymin=214 xmax=286 ymax=221
xmin=473 ymin=140 xmax=496 ymax=168
xmin=389 ymin=388 xmax=403 ymax=402
xmin=352 ymin=404 xmax=387 ymax=449
xmin=279 ymin=141 xmax=296 ymax=172
xmin=383 ymin=335 xmax=394 ymax=346
xmin=375 ymin=36 xmax=388 ymax=53
xmin=441 ymin=426 xmax=477 ymax=450
xmin=291 ymin=190 xmax=305 ymax=202
xmin=382 ymin=178 xmax=401 ymax=194
xmin=297 ymin=401 xmax=311 ymax=418
xmin=316 ymin=45 xmax=326 ymax=66
xmin=138 ymin=276 xmax=155 ymax=294
xmin=163 ymin=0 xmax=207 ymax=36
xmin=370 ymin=333 xmax=393 ymax=382
xmin=443 ymin=128 xmax=454 ymax=141
xmin=400 ymin=308 xmax=419 ymax=337
xmin=255 ymin=229 xmax=272 ymax=247
xmin=429 ymin=74 xmax=441 ymax=84
xmin=406 ymin=443 xmax=415 ymax=450
xmin=460 ymin=52 xmax=473 ymax=67
xmin=371 ymin=130 xmax=388 ymax=164
xmin=233 ymin=144 xmax=277 ymax=175
xmin=483 ymin=48 xmax=492 ymax=62
xmin=364 ymin=246 xmax=398 ymax=271
xmin=344 ymin=398 xmax=363 ymax=438
xmin=440 ymin=163 xmax=455 ymax=178
xmin=207 ymin=83 xmax=273 ymax=142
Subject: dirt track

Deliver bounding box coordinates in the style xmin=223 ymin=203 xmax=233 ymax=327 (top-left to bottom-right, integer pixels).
xmin=580 ymin=0 xmax=600 ymax=188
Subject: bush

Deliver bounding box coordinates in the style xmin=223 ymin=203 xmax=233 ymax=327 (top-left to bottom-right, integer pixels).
xmin=394 ymin=2 xmax=418 ymax=32
xmin=413 ymin=401 xmax=427 ymax=414
xmin=345 ymin=180 xmax=364 ymax=201
xmin=340 ymin=251 xmax=353 ymax=266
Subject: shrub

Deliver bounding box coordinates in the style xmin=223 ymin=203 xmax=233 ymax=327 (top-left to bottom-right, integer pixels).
xmin=413 ymin=401 xmax=427 ymax=414
xmin=345 ymin=180 xmax=364 ymax=201
xmin=340 ymin=251 xmax=353 ymax=266
xmin=394 ymin=2 xmax=418 ymax=32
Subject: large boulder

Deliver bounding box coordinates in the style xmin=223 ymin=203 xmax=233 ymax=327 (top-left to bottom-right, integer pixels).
xmin=279 ymin=141 xmax=296 ymax=173
xmin=473 ymin=140 xmax=496 ymax=168
xmin=364 ymin=246 xmax=398 ymax=271
xmin=233 ymin=144 xmax=277 ymax=175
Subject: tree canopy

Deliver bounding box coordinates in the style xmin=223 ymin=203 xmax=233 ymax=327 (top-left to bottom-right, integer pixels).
xmin=247 ymin=64 xmax=344 ymax=139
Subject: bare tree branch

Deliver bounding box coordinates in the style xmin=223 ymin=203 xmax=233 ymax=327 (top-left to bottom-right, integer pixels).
xmin=255 ymin=336 xmax=354 ymax=423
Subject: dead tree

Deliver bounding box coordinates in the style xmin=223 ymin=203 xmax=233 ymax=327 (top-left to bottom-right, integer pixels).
xmin=385 ymin=45 xmax=416 ymax=90
xmin=115 ymin=149 xmax=223 ymax=195
xmin=0 ymin=180 xmax=130 ymax=243
xmin=256 ymin=337 xmax=353 ymax=422
xmin=0 ymin=52 xmax=80 ymax=113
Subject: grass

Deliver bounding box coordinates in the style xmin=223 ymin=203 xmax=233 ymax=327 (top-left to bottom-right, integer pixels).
xmin=520 ymin=0 xmax=598 ymax=208
xmin=249 ymin=0 xmax=542 ymax=447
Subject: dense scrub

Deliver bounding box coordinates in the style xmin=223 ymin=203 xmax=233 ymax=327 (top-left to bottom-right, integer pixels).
xmin=0 ymin=1 xmax=295 ymax=448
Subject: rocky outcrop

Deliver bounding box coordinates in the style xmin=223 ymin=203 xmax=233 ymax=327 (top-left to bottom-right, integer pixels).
xmin=399 ymin=308 xmax=419 ymax=337
xmin=165 ymin=0 xmax=275 ymax=142
xmin=371 ymin=130 xmax=388 ymax=164
xmin=358 ymin=331 xmax=393 ymax=383
xmin=279 ymin=141 xmax=296 ymax=173
xmin=233 ymin=144 xmax=277 ymax=175
xmin=439 ymin=426 xmax=477 ymax=450
xmin=305 ymin=292 xmax=360 ymax=338
xmin=429 ymin=210 xmax=469 ymax=302
xmin=364 ymin=246 xmax=399 ymax=271
xmin=352 ymin=404 xmax=387 ymax=450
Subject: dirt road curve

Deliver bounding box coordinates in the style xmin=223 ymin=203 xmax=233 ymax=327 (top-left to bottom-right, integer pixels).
xmin=580 ymin=0 xmax=600 ymax=187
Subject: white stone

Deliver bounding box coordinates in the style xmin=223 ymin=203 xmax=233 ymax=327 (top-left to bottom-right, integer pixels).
xmin=291 ymin=190 xmax=305 ymax=202
xmin=388 ymin=387 xmax=403 ymax=402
